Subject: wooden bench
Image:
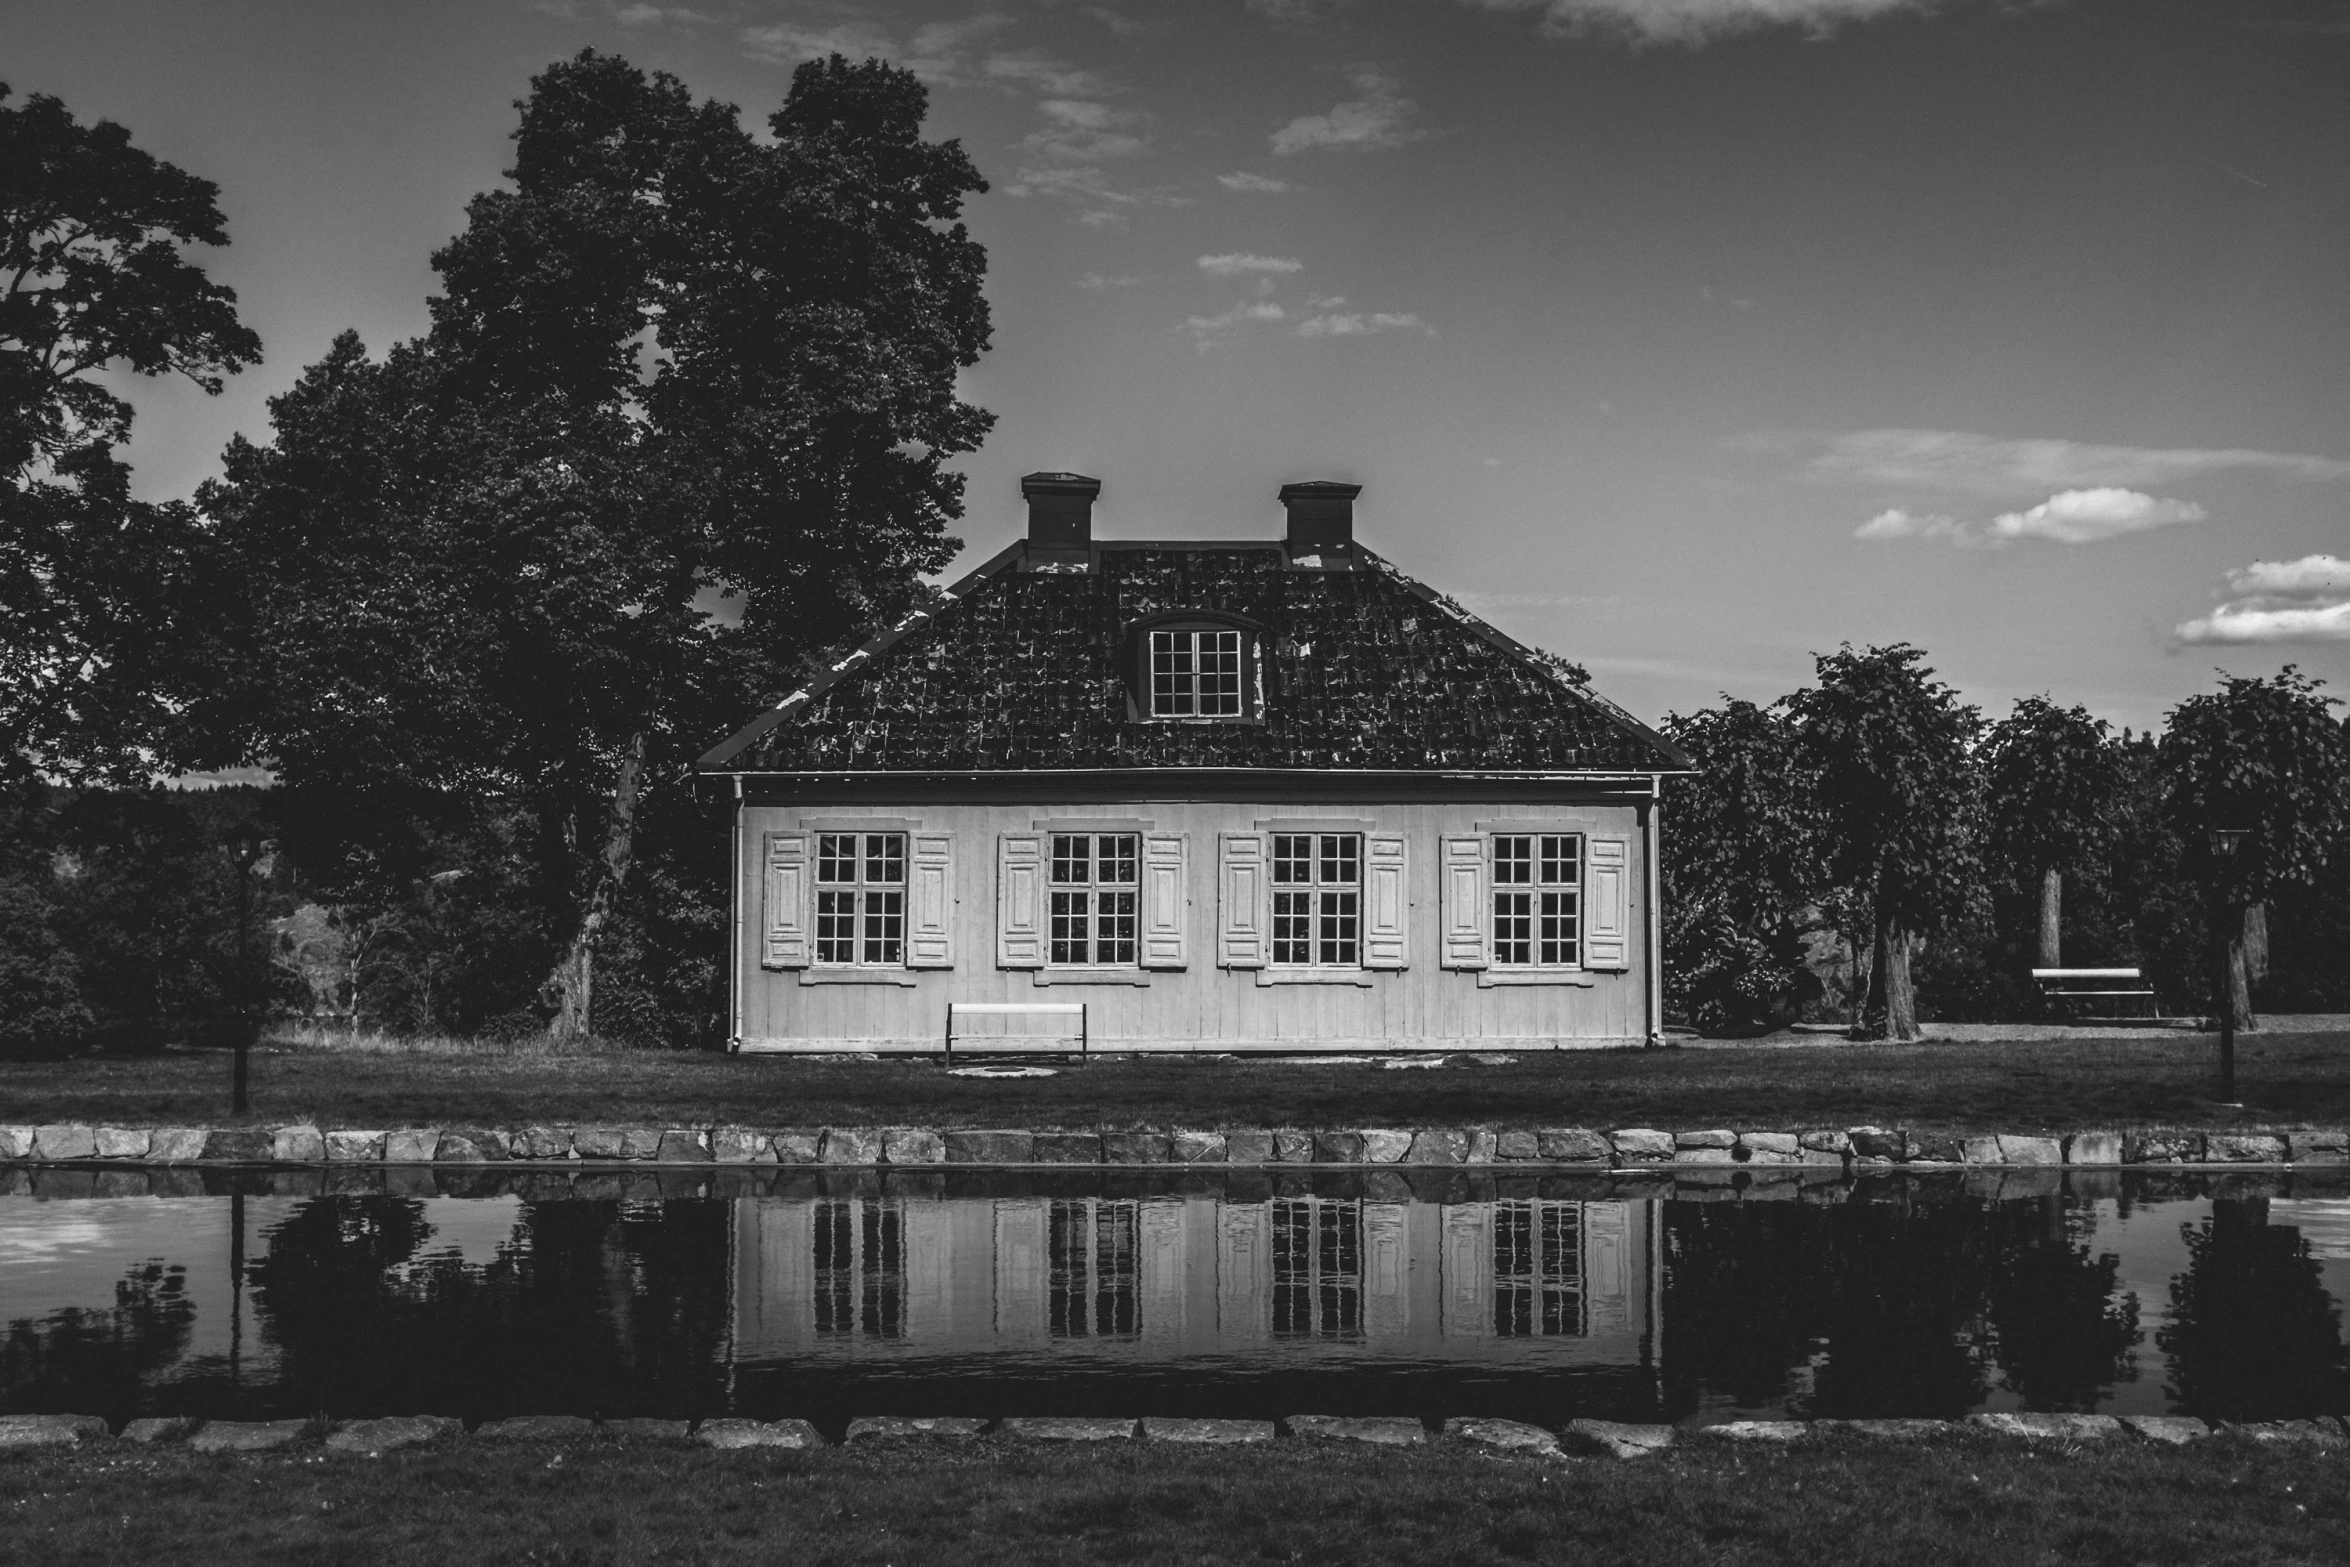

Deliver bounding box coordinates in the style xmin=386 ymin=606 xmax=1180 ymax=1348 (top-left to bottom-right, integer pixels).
xmin=944 ymin=1002 xmax=1088 ymax=1063
xmin=2032 ymin=968 xmax=2160 ymax=1019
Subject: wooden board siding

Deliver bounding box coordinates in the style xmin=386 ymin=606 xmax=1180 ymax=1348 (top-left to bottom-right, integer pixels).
xmin=734 ymin=797 xmax=1652 ymax=1052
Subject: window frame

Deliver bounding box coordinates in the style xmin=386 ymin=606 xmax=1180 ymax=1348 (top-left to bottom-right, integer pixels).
xmin=813 ymin=831 xmax=910 ymax=968
xmin=1047 ymin=831 xmax=1142 ymax=969
xmin=1488 ymin=831 xmax=1585 ymax=971
xmin=1127 ymin=611 xmax=1266 ymax=725
xmin=1270 ymin=831 xmax=1364 ymax=969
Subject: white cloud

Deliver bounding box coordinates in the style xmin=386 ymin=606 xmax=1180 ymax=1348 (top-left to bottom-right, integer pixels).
xmin=1022 ymin=98 xmax=1148 ymax=161
xmin=2176 ymin=553 xmax=2350 ymax=645
xmin=984 ymin=48 xmax=1118 ymax=98
xmin=1296 ymin=311 xmax=1431 ymax=337
xmin=1458 ymin=0 xmax=1936 ymax=46
xmin=1987 ymin=488 xmax=2205 ymax=544
xmin=741 ymin=20 xmax=900 ymax=66
xmin=1079 ymin=272 xmax=1146 ymax=289
xmin=1271 ymin=65 xmax=1422 ymax=155
xmin=612 ymin=3 xmax=717 ymax=25
xmin=1218 ymin=171 xmax=1293 ymax=193
xmin=1745 ymin=427 xmax=2350 ymax=497
xmin=1198 ymin=253 xmax=1304 ymax=277
xmin=1183 ymin=300 xmax=1288 ymax=347
xmin=1854 ymin=507 xmax=1960 ymax=542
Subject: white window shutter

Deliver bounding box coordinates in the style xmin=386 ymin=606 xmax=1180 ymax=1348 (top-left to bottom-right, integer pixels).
xmin=1364 ymin=833 xmax=1408 ymax=970
xmin=997 ymin=834 xmax=1044 ymax=968
xmin=1439 ymin=834 xmax=1489 ymax=970
xmin=760 ymin=832 xmax=811 ymax=970
xmin=1141 ymin=833 xmax=1189 ymax=969
xmin=1217 ymin=832 xmax=1267 ymax=969
xmin=907 ymin=833 xmax=955 ymax=968
xmin=1584 ymin=834 xmax=1632 ymax=971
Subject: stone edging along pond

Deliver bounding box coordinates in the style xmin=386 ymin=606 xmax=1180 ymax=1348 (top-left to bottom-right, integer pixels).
xmin=0 ymin=1122 xmax=2342 ymax=1169
xmin=2 ymin=1411 xmax=2346 ymax=1461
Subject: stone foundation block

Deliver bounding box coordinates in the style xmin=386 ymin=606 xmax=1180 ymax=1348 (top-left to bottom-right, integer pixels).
xmin=35 ymin=1125 xmax=97 ymax=1161
xmin=1960 ymin=1135 xmax=2004 ymax=1165
xmin=2067 ymin=1132 xmax=2123 ymax=1166
xmin=0 ymin=1414 xmax=110 ymax=1450
xmin=651 ymin=1130 xmax=710 ymax=1164
xmin=384 ymin=1129 xmax=440 ymax=1164
xmin=946 ymin=1130 xmax=1034 ymax=1164
xmin=1706 ymin=1421 xmax=1808 ymax=1443
xmin=1738 ymin=1133 xmax=1801 ymax=1164
xmin=772 ymin=1131 xmax=822 ymax=1164
xmin=1801 ymin=1148 xmax=1848 ymax=1166
xmin=2127 ymin=1131 xmax=2202 ymax=1163
xmin=1225 ymin=1129 xmax=1277 ymax=1164
xmin=1402 ymin=1129 xmax=1464 ymax=1165
xmin=1000 ymin=1417 xmax=1138 ymax=1442
xmin=1563 ymin=1419 xmax=1673 ymax=1459
xmin=1674 ymin=1146 xmax=1734 ymax=1165
xmin=1467 ymin=1128 xmax=1499 ymax=1163
xmin=1538 ymin=1129 xmax=1611 ymax=1163
xmin=2288 ymin=1130 xmax=2348 ymax=1165
xmin=121 ymin=1416 xmax=199 ymax=1444
xmin=1823 ymin=1419 xmax=1948 ymax=1441
xmin=1287 ymin=1415 xmax=1425 ymax=1446
xmin=147 ymin=1127 xmax=210 ymax=1163
xmin=845 ymin=1416 xmax=986 ymax=1443
xmin=1847 ymin=1127 xmax=1908 ymax=1162
xmin=1494 ymin=1130 xmax=1540 ymax=1162
xmin=2207 ymin=1133 xmax=2288 ymax=1164
xmin=697 ymin=1418 xmax=824 ymax=1449
xmin=511 ymin=1125 xmax=573 ymax=1160
xmin=1273 ymin=1130 xmax=1315 ymax=1163
xmin=271 ymin=1125 xmax=324 ymax=1163
xmin=712 ymin=1127 xmax=774 ymax=1163
xmin=599 ymin=1418 xmax=691 ymax=1440
xmin=574 ymin=1126 xmax=661 ymax=1161
xmin=2117 ymin=1415 xmax=2208 ymax=1445
xmin=1103 ymin=1132 xmax=1173 ymax=1164
xmin=476 ymin=1415 xmax=596 ymax=1442
xmin=1968 ymin=1412 xmax=2121 ymax=1442
xmin=0 ymin=1126 xmax=33 ymax=1160
xmin=1172 ymin=1130 xmax=1228 ymax=1164
xmin=1908 ymin=1130 xmax=1963 ymax=1163
xmin=435 ymin=1129 xmax=504 ymax=1163
xmin=1312 ymin=1132 xmax=1365 ymax=1164
xmin=326 ymin=1415 xmax=461 ymax=1454
xmin=1609 ymin=1129 xmax=1674 ymax=1162
xmin=819 ymin=1127 xmax=885 ymax=1165
xmin=1677 ymin=1129 xmax=1735 ymax=1150
xmin=95 ymin=1127 xmax=150 ymax=1160
xmin=1142 ymin=1418 xmax=1273 ymax=1445
xmin=1032 ymin=1131 xmax=1103 ymax=1164
xmin=882 ymin=1127 xmax=942 ymax=1165
xmin=1444 ymin=1417 xmax=1561 ymax=1456
xmin=326 ymin=1130 xmax=386 ymax=1163
xmin=192 ymin=1419 xmax=311 ymax=1453
xmin=1997 ymin=1135 xmax=2064 ymax=1166
xmin=2229 ymin=1419 xmax=2346 ymax=1448
xmin=1799 ymin=1130 xmax=1852 ymax=1156
xmin=202 ymin=1128 xmax=273 ymax=1163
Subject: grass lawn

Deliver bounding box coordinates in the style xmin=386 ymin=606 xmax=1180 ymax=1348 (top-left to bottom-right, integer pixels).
xmin=3 ymin=1029 xmax=2346 ymax=1134
xmin=2 ymin=1433 xmax=2345 ymax=1566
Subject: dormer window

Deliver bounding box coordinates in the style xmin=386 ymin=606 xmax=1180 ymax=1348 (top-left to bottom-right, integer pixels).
xmin=1150 ymin=628 xmax=1243 ymax=717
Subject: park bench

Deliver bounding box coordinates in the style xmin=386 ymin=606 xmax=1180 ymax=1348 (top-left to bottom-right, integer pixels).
xmin=943 ymin=1001 xmax=1088 ymax=1064
xmin=2031 ymin=968 xmax=2161 ymax=1019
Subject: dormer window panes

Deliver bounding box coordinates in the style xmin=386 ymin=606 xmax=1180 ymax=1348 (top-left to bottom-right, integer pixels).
xmin=1150 ymin=628 xmax=1244 ymax=718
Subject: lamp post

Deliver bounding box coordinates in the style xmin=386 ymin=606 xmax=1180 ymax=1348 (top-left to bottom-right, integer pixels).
xmin=228 ymin=822 xmax=263 ymax=1114
xmin=2207 ymin=827 xmax=2251 ymax=1104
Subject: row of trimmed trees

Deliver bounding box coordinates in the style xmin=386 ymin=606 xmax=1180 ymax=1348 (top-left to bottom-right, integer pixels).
xmin=1662 ymin=647 xmax=2350 ymax=1039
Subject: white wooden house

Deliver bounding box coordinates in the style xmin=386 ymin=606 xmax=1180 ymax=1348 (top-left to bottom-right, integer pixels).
xmin=697 ymin=474 xmax=1692 ymax=1053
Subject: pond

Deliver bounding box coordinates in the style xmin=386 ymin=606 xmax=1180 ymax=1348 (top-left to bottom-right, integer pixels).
xmin=5 ymin=1171 xmax=2348 ymax=1435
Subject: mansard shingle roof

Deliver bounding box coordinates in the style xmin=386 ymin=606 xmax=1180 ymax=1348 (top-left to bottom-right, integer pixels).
xmin=699 ymin=541 xmax=1692 ymax=775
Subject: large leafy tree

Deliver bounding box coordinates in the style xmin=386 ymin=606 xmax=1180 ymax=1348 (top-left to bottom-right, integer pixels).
xmin=0 ymin=82 xmax=261 ymax=778
xmin=185 ymin=51 xmax=993 ymax=1040
xmin=1660 ymin=699 xmax=1822 ymax=1034
xmin=1982 ymin=696 xmax=2118 ymax=971
xmin=1786 ymin=644 xmax=1982 ymax=1041
xmin=2157 ymin=666 xmax=2350 ymax=1029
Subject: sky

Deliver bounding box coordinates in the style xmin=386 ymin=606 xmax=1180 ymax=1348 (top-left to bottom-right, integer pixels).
xmin=10 ymin=0 xmax=2350 ymax=735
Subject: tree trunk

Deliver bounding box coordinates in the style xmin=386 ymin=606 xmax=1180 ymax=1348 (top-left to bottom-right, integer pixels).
xmin=2228 ymin=908 xmax=2258 ymax=1034
xmin=1852 ymin=904 xmax=1891 ymax=1039
xmin=2038 ymin=865 xmax=2062 ymax=970
xmin=545 ymin=730 xmax=650 ymax=1044
xmin=2241 ymin=902 xmax=2269 ymax=984
xmin=1884 ymin=921 xmax=1920 ymax=1042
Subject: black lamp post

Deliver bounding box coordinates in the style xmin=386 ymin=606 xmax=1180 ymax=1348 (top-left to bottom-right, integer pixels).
xmin=227 ymin=821 xmax=264 ymax=1114
xmin=2207 ymin=827 xmax=2251 ymax=1104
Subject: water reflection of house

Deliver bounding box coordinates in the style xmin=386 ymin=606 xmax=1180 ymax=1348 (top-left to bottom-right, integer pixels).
xmin=732 ymin=1198 xmax=1656 ymax=1367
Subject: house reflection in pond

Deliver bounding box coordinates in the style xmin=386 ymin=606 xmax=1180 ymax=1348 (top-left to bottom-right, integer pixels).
xmin=732 ymin=1198 xmax=1657 ymax=1368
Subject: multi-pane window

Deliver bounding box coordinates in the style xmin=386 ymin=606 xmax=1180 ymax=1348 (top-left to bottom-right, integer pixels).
xmin=1492 ymin=834 xmax=1581 ymax=967
xmin=1049 ymin=834 xmax=1138 ymax=965
xmin=1493 ymin=1201 xmax=1587 ymax=1337
xmin=1273 ymin=833 xmax=1360 ymax=966
xmin=1149 ymin=628 xmax=1244 ymax=718
xmin=1272 ymin=1198 xmax=1361 ymax=1339
xmin=815 ymin=833 xmax=905 ymax=965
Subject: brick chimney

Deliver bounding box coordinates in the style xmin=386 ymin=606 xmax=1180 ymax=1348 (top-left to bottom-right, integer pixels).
xmin=1022 ymin=471 xmax=1100 ymax=567
xmin=1279 ymin=480 xmax=1362 ymax=559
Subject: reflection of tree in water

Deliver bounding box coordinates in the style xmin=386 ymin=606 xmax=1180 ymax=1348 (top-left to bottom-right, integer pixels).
xmin=1 ymin=1260 xmax=195 ymax=1415
xmin=249 ymin=1197 xmax=732 ymax=1420
xmin=2159 ymin=1199 xmax=2350 ymax=1421
xmin=1662 ymin=1195 xmax=2136 ymax=1419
